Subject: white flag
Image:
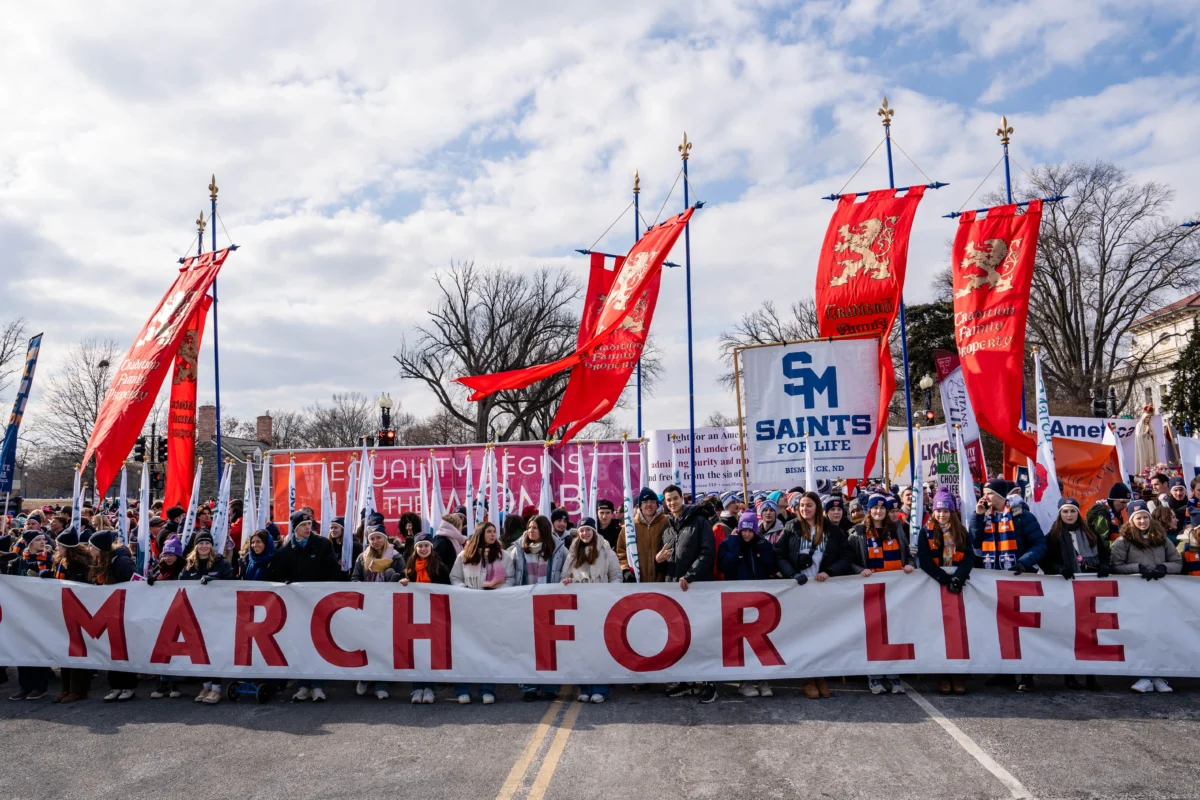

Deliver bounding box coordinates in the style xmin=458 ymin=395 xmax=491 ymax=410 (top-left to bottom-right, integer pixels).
xmin=500 ymin=449 xmax=510 ymax=526
xmin=671 ymin=437 xmax=682 ymax=487
xmin=1103 ymin=422 xmax=1130 ymax=484
xmin=138 ymin=460 xmax=151 ymax=578
xmin=257 ymin=454 xmax=271 ymax=530
xmin=638 ymin=439 xmax=648 ymax=493
xmin=488 ymin=446 xmax=501 ymax=527
xmin=475 ymin=449 xmax=491 ymax=528
xmin=908 ymin=426 xmax=924 ymax=546
xmin=242 ymin=460 xmax=258 ymax=544
xmin=577 ymin=441 xmax=587 ymax=520
xmin=341 ymin=459 xmax=360 ymax=571
xmin=621 ymin=436 xmax=639 ymax=581
xmin=1030 ymin=349 xmax=1063 ymax=530
xmin=429 ymin=451 xmax=445 ymax=523
xmin=538 ymin=444 xmax=553 ymax=519
xmin=71 ymin=466 xmax=81 ymax=532
xmin=320 ymin=461 xmax=334 ymax=538
xmin=955 ymin=426 xmax=977 ymax=529
xmin=361 ymin=452 xmax=377 ymax=518
xmin=588 ymin=442 xmax=599 ymax=520
xmin=180 ymin=460 xmax=204 ymax=549
xmin=211 ymin=464 xmax=234 ymax=556
xmin=465 ymin=452 xmax=476 ymax=535
xmin=287 ymin=457 xmax=296 ymax=518
xmin=117 ymin=465 xmax=129 ymax=544
xmin=419 ymin=462 xmax=430 ymax=535
xmin=804 ymin=432 xmax=816 ymax=492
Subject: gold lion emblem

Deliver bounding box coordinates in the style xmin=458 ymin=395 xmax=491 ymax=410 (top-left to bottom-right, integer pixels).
xmin=605 ymin=250 xmax=657 ymax=315
xmin=954 ymin=237 xmax=1021 ymax=298
xmin=172 ymin=328 xmax=200 ymax=385
xmin=828 ymin=216 xmax=898 ymax=286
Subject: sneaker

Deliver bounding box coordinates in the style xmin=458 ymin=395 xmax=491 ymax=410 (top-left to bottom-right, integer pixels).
xmin=375 ymin=689 xmax=389 ymax=700
xmin=578 ymin=693 xmax=592 ymax=703
xmin=665 ymin=683 xmax=695 ymax=698
xmin=356 ymin=681 xmax=368 ymax=696
xmin=25 ymin=690 xmax=45 ymax=701
xmin=293 ymin=686 xmax=312 ymax=701
xmin=1153 ymin=678 xmax=1173 ymax=693
xmin=168 ymin=688 xmax=182 ymax=699
xmin=117 ymin=690 xmax=135 ymax=702
xmin=201 ymin=689 xmax=220 ymax=705
xmin=697 ymin=683 xmax=718 ymax=704
xmin=1131 ymin=678 xmax=1154 ymax=693
xmin=410 ymin=690 xmax=423 ymax=704
xmin=195 ymin=688 xmax=210 ymax=703
xmin=868 ymin=678 xmax=887 ymax=695
xmin=738 ymin=683 xmax=760 ymax=698
xmin=311 ymin=688 xmax=327 ymax=702
xmin=8 ymin=690 xmax=28 ymax=701
xmin=758 ymin=682 xmax=773 ymax=698
xmin=590 ymin=694 xmax=606 ymax=704
xmin=481 ymin=693 xmax=495 ymax=705
xmin=422 ymin=688 xmax=435 ymax=704
xmin=889 ymin=679 xmax=906 ymax=695
xmin=150 ymin=683 xmax=167 ymax=699
xmin=1016 ymin=675 xmax=1036 ymax=693
xmin=104 ymin=689 xmax=120 ymax=702
xmin=521 ymin=690 xmax=538 ymax=702
xmin=458 ymin=694 xmax=471 ymax=704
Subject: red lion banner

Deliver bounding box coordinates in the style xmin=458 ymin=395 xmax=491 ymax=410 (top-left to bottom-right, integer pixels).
xmin=952 ymin=201 xmax=1042 ymax=460
xmin=163 ymin=296 xmax=212 ymax=512
xmin=815 ymin=186 xmax=926 ymax=480
xmin=83 ymin=249 xmax=230 ymax=494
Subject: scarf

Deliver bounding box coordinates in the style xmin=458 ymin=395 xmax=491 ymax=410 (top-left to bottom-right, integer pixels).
xmin=361 ymin=544 xmax=396 ymax=583
xmin=981 ymin=511 xmax=1018 ymax=570
xmin=22 ymin=547 xmax=51 ymax=575
xmin=923 ymin=518 xmax=964 ymax=568
xmin=864 ymin=524 xmax=903 ymax=572
xmin=436 ymin=520 xmax=467 ymax=554
xmin=1181 ymin=543 xmax=1200 ymax=575
xmin=244 ymin=536 xmax=277 ymax=581
xmin=1167 ymin=494 xmax=1195 ymax=527
xmin=1062 ymin=522 xmax=1099 ymax=571
xmin=414 ymin=557 xmax=431 ymax=583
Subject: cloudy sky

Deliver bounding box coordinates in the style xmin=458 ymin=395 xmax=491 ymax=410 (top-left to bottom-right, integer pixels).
xmin=4 ymin=0 xmax=1198 ymax=439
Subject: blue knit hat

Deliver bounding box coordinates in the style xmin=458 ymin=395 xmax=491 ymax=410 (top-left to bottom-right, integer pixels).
xmin=759 ymin=498 xmax=778 ymax=513
xmin=824 ymin=496 xmax=844 ymax=512
xmin=864 ymin=494 xmax=888 ymax=510
xmin=1057 ymin=497 xmax=1080 ymax=509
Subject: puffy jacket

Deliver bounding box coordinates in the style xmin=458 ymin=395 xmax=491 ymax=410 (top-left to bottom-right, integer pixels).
xmin=718 ymin=532 xmax=776 ymax=580
xmin=970 ymin=508 xmax=1047 ymax=569
xmin=1086 ymin=501 xmax=1124 ymax=543
xmin=774 ymin=520 xmax=852 ymax=579
xmin=269 ymin=533 xmax=342 ymax=583
xmin=563 ymin=537 xmax=622 ymax=584
xmin=104 ymin=548 xmax=136 ymax=584
xmin=617 ymin=507 xmax=669 ymax=582
xmin=178 ymin=554 xmax=235 ymax=581
xmin=1111 ymin=534 xmax=1182 ymax=574
xmin=662 ymin=505 xmax=715 ymax=583
xmin=507 ymin=535 xmax=567 ymax=586
xmin=596 ymin=519 xmax=623 ymax=551
xmin=848 ymin=521 xmax=914 ymax=572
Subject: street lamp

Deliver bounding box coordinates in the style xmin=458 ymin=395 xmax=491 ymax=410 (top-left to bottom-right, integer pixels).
xmin=919 ymin=374 xmax=935 ymax=423
xmin=377 ymin=393 xmax=393 ymax=430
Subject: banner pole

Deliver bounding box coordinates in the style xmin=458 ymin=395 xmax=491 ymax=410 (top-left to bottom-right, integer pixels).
xmin=996 ymin=118 xmax=1027 ymax=431
xmin=209 ymin=176 xmax=224 ymax=488
xmin=880 ymin=98 xmax=918 ymax=490
xmin=680 ymin=133 xmax=697 ymax=501
xmin=634 ymin=169 xmax=643 ymax=440
xmin=733 ymin=348 xmax=749 ymax=501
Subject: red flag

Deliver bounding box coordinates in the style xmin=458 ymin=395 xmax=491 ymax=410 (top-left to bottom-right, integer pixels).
xmin=815 ymin=186 xmax=926 ymax=480
xmin=549 ymin=252 xmax=661 ymax=442
xmin=952 ymin=201 xmax=1041 ymax=461
xmin=83 ymin=249 xmax=230 ymax=494
xmin=163 ymin=296 xmax=211 ymax=511
xmin=457 ymin=208 xmax=692 ymax=401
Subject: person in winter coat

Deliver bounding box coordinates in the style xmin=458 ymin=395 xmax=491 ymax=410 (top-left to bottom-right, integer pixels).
xmin=148 ymin=535 xmax=186 ymax=699
xmin=916 ymin=490 xmax=974 ymax=695
xmin=660 ymin=485 xmax=718 ymax=704
xmin=561 ymin=518 xmax=622 ymax=703
xmin=179 ymin=532 xmax=234 ymax=704
xmin=1110 ymin=500 xmax=1182 ymax=693
xmin=348 ymin=528 xmax=396 ymax=700
xmin=329 ymin=520 xmax=361 ymax=578
xmin=757 ymin=499 xmax=785 ymax=546
xmin=432 ymin=513 xmax=468 ymax=571
xmin=777 ymin=491 xmax=852 ymax=586
xmin=595 ymin=499 xmax=623 ymax=551
xmin=849 ymin=493 xmax=915 ymax=696
xmin=1042 ymin=498 xmax=1109 ymax=580
xmin=617 ymin=488 xmax=668 ymax=583
xmin=446 ymin=523 xmax=506 ymax=705
xmin=718 ymin=511 xmax=777 ymax=699
xmin=89 ymin=531 xmax=138 ymax=702
xmin=1177 ymin=510 xmax=1200 ymax=574
xmin=1087 ymin=482 xmax=1131 ymax=543
xmin=6 ymin=531 xmax=52 ymax=700
xmin=398 ymin=511 xmax=422 ymax=561
xmin=392 ymin=531 xmax=451 ymax=704
xmin=507 ymin=515 xmax=565 ymax=701
xmin=239 ymin=529 xmax=276 ymax=582
xmin=971 ymin=480 xmax=1047 ymax=574
xmin=823 ymin=496 xmax=852 ymax=535
xmin=271 ymin=512 xmax=340 ymax=701
xmin=45 ymin=529 xmax=93 ymax=703
xmin=500 ymin=514 xmax=526 ymax=549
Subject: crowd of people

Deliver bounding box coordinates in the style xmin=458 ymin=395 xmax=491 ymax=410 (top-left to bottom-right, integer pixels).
xmin=2 ymin=470 xmax=1199 ymax=705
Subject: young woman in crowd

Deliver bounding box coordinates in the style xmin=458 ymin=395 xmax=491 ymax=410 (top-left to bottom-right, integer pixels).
xmin=823 ymin=497 xmax=852 ymax=534
xmin=395 ymin=531 xmax=450 ymax=704
xmin=89 ymin=530 xmax=138 ymax=702
xmin=445 ymin=522 xmax=508 ymax=704
xmin=508 ymin=515 xmax=564 ymax=701
xmin=1151 ymin=506 xmax=1180 ymax=545
xmin=330 ymin=520 xmax=361 ymax=575
xmin=179 ymin=532 xmax=234 ymax=704
xmin=7 ymin=531 xmax=53 ymax=700
xmin=349 ymin=528 xmax=396 ymax=700
xmin=500 ymin=514 xmax=526 ymax=549
xmin=47 ymin=529 xmax=93 ymax=702
xmin=849 ymin=493 xmax=914 ymax=696
xmin=774 ymin=491 xmax=850 ymax=699
xmin=239 ymin=529 xmax=276 ymax=581
xmin=147 ymin=535 xmax=186 ymax=699
xmin=916 ymin=490 xmax=973 ymax=695
xmin=432 ymin=513 xmax=468 ymax=570
xmin=562 ymin=518 xmax=622 ymax=703
xmin=398 ymin=511 xmax=422 ymax=560
xmin=717 ymin=511 xmax=776 ymax=698
xmin=1111 ymin=500 xmax=1181 ymax=693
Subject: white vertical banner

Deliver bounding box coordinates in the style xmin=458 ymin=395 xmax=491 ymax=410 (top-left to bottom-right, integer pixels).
xmin=287 ymin=456 xmax=296 ymax=518
xmin=117 ymin=465 xmax=129 ymax=544
xmin=1180 ymin=437 xmax=1200 ymax=481
xmin=210 ymin=463 xmax=234 ymax=555
xmin=671 ymin=436 xmax=682 ymax=487
xmin=1030 ymin=349 xmax=1063 ymax=531
xmin=319 ymin=461 xmax=334 ymax=538
xmin=621 ymin=435 xmax=639 ymax=581
xmin=71 ymin=466 xmax=81 ymax=531
xmin=588 ymin=442 xmax=600 ymax=520
xmin=180 ymin=460 xmax=203 ymax=549
xmin=538 ymin=444 xmax=552 ymax=518
xmin=464 ymin=451 xmax=476 ymax=534
xmin=138 ymin=460 xmax=151 ymax=578
xmin=804 ymin=431 xmax=815 ymax=492
xmin=741 ymin=338 xmax=881 ymax=485
xmin=955 ymin=426 xmax=977 ymax=529
xmin=242 ymin=460 xmax=258 ymax=544
xmin=500 ymin=448 xmax=510 ymax=525
xmin=1104 ymin=423 xmax=1131 ymax=483
xmin=429 ymin=451 xmax=445 ymax=523
xmin=256 ymin=454 xmax=271 ymax=530
xmin=909 ymin=426 xmax=924 ymax=545
xmin=576 ymin=441 xmax=587 ymax=520
xmin=418 ymin=461 xmax=429 ymax=534
xmin=934 ymin=349 xmax=987 ymax=482
xmin=488 ymin=445 xmax=501 ymax=527
xmin=638 ymin=439 xmax=648 ymax=493
xmin=342 ymin=459 xmax=360 ymax=570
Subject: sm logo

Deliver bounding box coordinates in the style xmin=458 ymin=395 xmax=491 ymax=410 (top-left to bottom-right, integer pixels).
xmin=782 ymin=352 xmax=837 ymax=409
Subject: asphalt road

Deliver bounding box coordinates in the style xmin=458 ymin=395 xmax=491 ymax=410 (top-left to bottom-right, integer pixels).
xmin=2 ymin=670 xmax=1198 ymax=800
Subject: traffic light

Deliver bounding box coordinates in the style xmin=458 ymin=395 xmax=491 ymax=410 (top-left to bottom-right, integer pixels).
xmin=159 ymin=436 xmax=169 ymax=463
xmin=133 ymin=437 xmax=147 ymax=461
xmin=379 ymin=429 xmax=395 ymax=447
xmin=151 ymin=471 xmax=165 ymax=493
xmin=925 ymin=409 xmax=935 ymax=423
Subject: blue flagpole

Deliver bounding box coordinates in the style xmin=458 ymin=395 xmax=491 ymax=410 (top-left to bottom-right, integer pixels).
xmin=209 ymin=175 xmax=223 ymax=487
xmin=997 ymin=118 xmax=1027 ymax=431
xmin=634 ymin=170 xmax=643 ymax=440
xmin=880 ymin=100 xmax=918 ymax=489
xmin=680 ymin=133 xmax=697 ymax=500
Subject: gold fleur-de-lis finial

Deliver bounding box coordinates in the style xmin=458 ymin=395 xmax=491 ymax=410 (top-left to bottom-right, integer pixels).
xmin=196 ymin=211 xmax=206 ymax=236
xmin=208 ymin=174 xmax=219 ymax=201
xmin=996 ymin=115 xmax=1013 ymax=145
xmin=678 ymin=132 xmax=692 ymax=161
xmin=877 ymin=96 xmax=895 ymax=127
xmin=633 ymin=169 xmax=640 ymax=195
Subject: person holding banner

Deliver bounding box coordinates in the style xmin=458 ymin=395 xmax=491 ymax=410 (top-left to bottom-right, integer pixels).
xmin=449 ymin=523 xmax=508 ymax=705
xmin=757 ymin=499 xmax=784 ymax=546
xmin=179 ymin=532 xmax=235 ymax=704
xmin=562 ymin=518 xmax=622 ymax=704
xmin=660 ymin=485 xmax=717 ymax=704
xmin=916 ymin=490 xmax=973 ymax=696
xmin=1086 ymin=482 xmax=1132 ymax=544
xmin=1042 ymin=499 xmax=1109 ymax=581
xmin=47 ymin=529 xmax=93 ymax=703
xmin=399 ymin=531 xmax=451 ymax=704
xmin=823 ymin=497 xmax=851 ymax=535
xmin=716 ymin=510 xmax=777 ymax=700
xmin=89 ymin=530 xmax=139 ymax=702
xmin=594 ymin=499 xmax=622 ymax=551
xmin=618 ymin=488 xmax=668 ymax=583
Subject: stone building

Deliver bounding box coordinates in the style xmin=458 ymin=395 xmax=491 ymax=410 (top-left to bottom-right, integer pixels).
xmin=194 ymin=406 xmax=273 ymax=503
xmin=1121 ymin=290 xmax=1200 ymax=413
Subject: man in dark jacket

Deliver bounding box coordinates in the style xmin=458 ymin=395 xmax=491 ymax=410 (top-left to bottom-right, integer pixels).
xmin=659 ymin=484 xmax=717 ymax=704
xmin=595 ymin=499 xmax=622 ymax=550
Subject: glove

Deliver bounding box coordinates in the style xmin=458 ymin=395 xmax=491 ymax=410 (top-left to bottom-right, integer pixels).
xmin=200 ymin=575 xmax=211 ymax=585
xmin=795 ymin=573 xmax=808 ymax=586
xmin=1096 ymin=564 xmax=1110 ymax=579
xmin=933 ymin=570 xmax=951 ymax=587
xmin=1147 ymin=564 xmax=1168 ymax=581
xmin=38 ymin=569 xmax=52 ymax=579
xmin=284 ymin=580 xmax=294 ymax=585
xmin=1060 ymin=568 xmax=1075 ymax=581
xmin=1011 ymin=562 xmax=1027 ymax=576
xmin=622 ymin=570 xmax=637 ymax=584
xmin=383 ymin=568 xmax=397 ymax=582
xmin=794 ymin=553 xmax=814 ymax=570
xmin=146 ymin=576 xmax=156 ymax=586
xmin=947 ymin=576 xmax=963 ymax=594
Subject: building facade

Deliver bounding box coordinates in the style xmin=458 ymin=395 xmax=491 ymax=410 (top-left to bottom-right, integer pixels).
xmin=1123 ymin=290 xmax=1200 ymax=414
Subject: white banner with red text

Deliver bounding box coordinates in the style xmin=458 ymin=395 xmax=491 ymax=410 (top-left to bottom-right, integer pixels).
xmin=0 ymin=572 xmax=1191 ymax=682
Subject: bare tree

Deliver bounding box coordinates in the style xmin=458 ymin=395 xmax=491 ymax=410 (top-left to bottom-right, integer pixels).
xmin=265 ymin=409 xmax=310 ymax=451
xmin=1018 ymin=161 xmax=1200 ymax=411
xmin=0 ymin=317 xmax=29 ymax=403
xmin=704 ymin=411 xmax=737 ymax=427
xmin=29 ymin=338 xmax=121 ymax=458
xmin=219 ymin=416 xmax=258 ymax=440
xmin=716 ymin=298 xmax=820 ymax=387
xmin=399 ymin=409 xmax=476 ymax=446
xmin=305 ymin=392 xmax=377 ymax=448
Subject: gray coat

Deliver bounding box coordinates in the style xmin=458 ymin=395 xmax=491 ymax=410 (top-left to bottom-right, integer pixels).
xmin=1110 ymin=535 xmax=1182 ymax=574
xmin=506 ymin=534 xmax=567 ymax=586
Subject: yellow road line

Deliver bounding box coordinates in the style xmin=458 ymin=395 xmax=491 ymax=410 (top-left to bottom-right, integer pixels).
xmin=526 ymin=698 xmax=584 ymax=800
xmin=495 ymin=690 xmax=569 ymax=800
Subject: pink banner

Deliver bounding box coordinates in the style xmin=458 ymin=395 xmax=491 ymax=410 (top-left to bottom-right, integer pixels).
xmin=270 ymin=441 xmax=641 ymax=535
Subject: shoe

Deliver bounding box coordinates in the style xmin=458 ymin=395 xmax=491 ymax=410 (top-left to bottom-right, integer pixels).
xmin=52 ymin=693 xmax=67 ymax=704
xmin=868 ymin=678 xmax=887 ymax=695
xmin=117 ymin=690 xmax=134 ymax=702
xmin=8 ymin=690 xmax=28 ymax=701
xmin=590 ymin=694 xmax=606 ymax=704
xmin=195 ymin=688 xmax=210 ymax=703
xmin=311 ymin=688 xmax=326 ymax=702
xmin=375 ymin=689 xmax=388 ymax=700
xmin=26 ymin=689 xmax=46 ymax=700
xmin=150 ymin=682 xmax=167 ymax=699
xmin=411 ymin=690 xmax=423 ymax=704
xmin=458 ymin=694 xmax=471 ymax=704
xmin=1064 ymin=676 xmax=1084 ymax=690
xmin=1153 ymin=678 xmax=1173 ymax=693
xmin=61 ymin=693 xmax=86 ymax=703
xmin=937 ymin=679 xmax=952 ymax=695
xmin=738 ymin=683 xmax=760 ymax=698
xmin=481 ymin=693 xmax=495 ymax=705
xmin=697 ymin=683 xmax=718 ymax=704
xmin=578 ymin=693 xmax=592 ymax=703
xmin=985 ymin=674 xmax=1015 ymax=687
xmin=521 ymin=690 xmax=537 ymax=702
xmin=816 ymin=678 xmax=831 ymax=698
xmin=758 ymin=682 xmax=773 ymax=698
xmin=665 ymin=683 xmax=695 ymax=698
xmin=292 ymin=686 xmax=312 ymax=701
xmin=168 ymin=688 xmax=182 ymax=699
xmin=422 ymin=688 xmax=435 ymax=704
xmin=1085 ymin=676 xmax=1102 ymax=692
xmin=1131 ymin=678 xmax=1154 ymax=693
xmin=802 ymin=679 xmax=820 ymax=699
xmin=889 ymin=679 xmax=905 ymax=695
xmin=201 ymin=689 xmax=220 ymax=705
xmin=104 ymin=689 xmax=120 ymax=702
xmin=538 ymin=691 xmax=556 ymax=701
xmin=951 ymin=678 xmax=968 ymax=695
xmin=356 ymin=681 xmax=368 ymax=696
xmin=1017 ymin=676 xmax=1036 ymax=693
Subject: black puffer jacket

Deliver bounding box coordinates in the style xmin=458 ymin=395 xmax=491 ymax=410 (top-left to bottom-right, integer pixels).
xmin=269 ymin=533 xmax=342 ymax=583
xmin=662 ymin=504 xmax=715 ymax=583
xmin=774 ymin=521 xmax=852 ymax=579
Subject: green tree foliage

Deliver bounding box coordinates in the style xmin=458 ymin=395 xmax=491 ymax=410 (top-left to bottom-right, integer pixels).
xmin=1166 ymin=318 xmax=1200 ymax=433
